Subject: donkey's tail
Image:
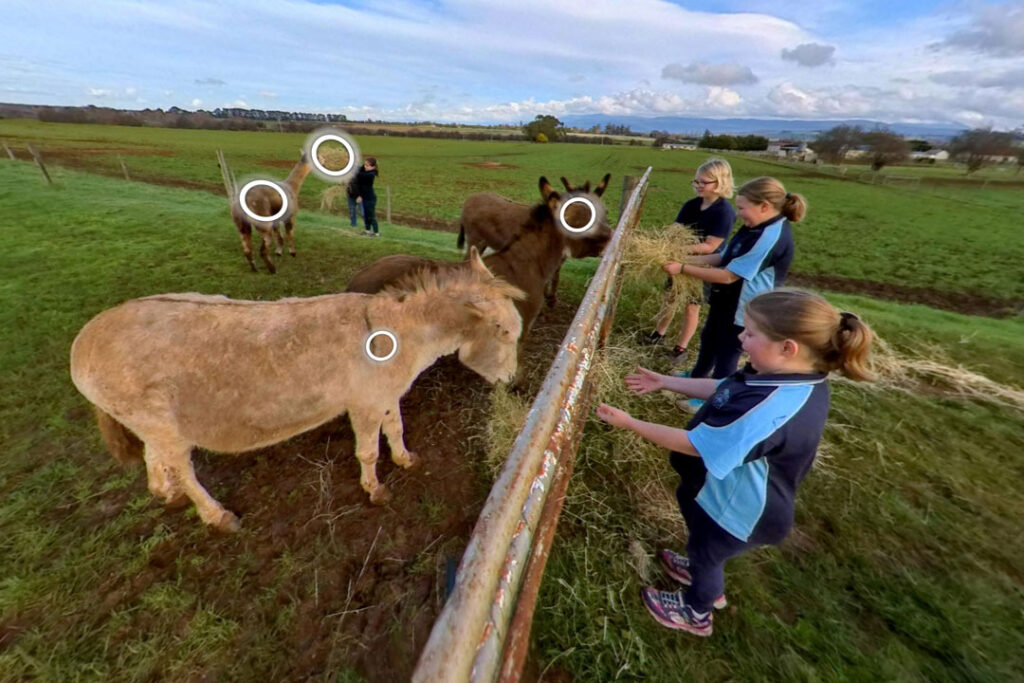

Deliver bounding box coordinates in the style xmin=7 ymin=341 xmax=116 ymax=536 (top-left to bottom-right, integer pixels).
xmin=457 ymin=224 xmax=465 ymax=249
xmin=94 ymin=407 xmax=144 ymax=465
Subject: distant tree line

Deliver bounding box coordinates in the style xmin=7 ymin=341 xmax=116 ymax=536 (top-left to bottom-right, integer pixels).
xmin=698 ymin=130 xmax=770 ymax=151
xmin=810 ymin=124 xmax=1020 ymax=173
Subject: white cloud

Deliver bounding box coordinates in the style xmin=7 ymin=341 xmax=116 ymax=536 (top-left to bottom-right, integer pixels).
xmin=259 ymin=90 xmax=278 ymax=99
xmin=662 ymin=62 xmax=758 ymax=86
xmin=705 ymin=86 xmax=742 ymax=109
xmin=780 ymin=43 xmax=836 ymax=67
xmin=88 ymin=87 xmax=112 ymax=98
xmin=191 ymin=98 xmax=202 ymax=107
xmin=934 ymin=2 xmax=1024 ymax=57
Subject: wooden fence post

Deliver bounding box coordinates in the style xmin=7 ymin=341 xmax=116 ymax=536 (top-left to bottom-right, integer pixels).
xmin=386 ymin=185 xmax=392 ymax=223
xmin=26 ymin=144 xmax=52 ymax=185
xmin=117 ymin=154 xmax=131 ymax=181
xmin=2 ymin=142 xmax=15 ymax=160
xmin=215 ymin=149 xmax=235 ymax=199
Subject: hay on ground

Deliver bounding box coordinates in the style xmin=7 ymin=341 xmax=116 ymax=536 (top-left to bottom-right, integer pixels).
xmin=319 ymin=185 xmax=345 ymax=212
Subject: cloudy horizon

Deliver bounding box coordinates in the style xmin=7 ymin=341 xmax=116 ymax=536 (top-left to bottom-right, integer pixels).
xmin=2 ymin=0 xmax=1023 ymax=130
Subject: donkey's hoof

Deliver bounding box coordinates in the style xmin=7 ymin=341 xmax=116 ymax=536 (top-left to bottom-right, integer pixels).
xmin=290 ymin=252 xmax=296 ymax=258
xmin=545 ymin=296 xmax=558 ymax=308
xmin=213 ymin=510 xmax=241 ymax=533
xmin=402 ymin=451 xmax=420 ymax=469
xmin=370 ymin=486 xmax=392 ymax=505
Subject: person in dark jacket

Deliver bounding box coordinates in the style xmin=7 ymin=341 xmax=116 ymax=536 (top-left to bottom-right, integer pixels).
xmin=354 ymin=156 xmax=379 ymax=236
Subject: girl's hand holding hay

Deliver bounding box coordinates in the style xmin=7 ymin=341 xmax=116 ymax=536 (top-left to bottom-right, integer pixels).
xmin=662 ymin=262 xmax=683 ymax=275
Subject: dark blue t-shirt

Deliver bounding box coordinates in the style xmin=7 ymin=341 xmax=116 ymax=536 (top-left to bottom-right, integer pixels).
xmin=677 ymin=370 xmax=830 ymax=544
xmin=675 ymin=197 xmax=735 ymax=254
xmin=711 ymin=215 xmax=794 ymax=326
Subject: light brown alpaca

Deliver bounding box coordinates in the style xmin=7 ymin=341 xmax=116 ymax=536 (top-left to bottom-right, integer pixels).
xmin=69 ymin=250 xmax=524 ymax=532
xmin=231 ymin=150 xmax=313 ymax=274
xmin=456 ymin=174 xmax=611 ymax=306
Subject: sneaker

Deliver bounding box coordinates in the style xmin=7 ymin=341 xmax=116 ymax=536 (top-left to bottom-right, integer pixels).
xmin=364 ymin=230 xmax=372 ymax=236
xmin=638 ymin=330 xmax=665 ymax=346
xmin=668 ymin=346 xmax=688 ymax=366
xmin=371 ymin=232 xmax=379 ymax=237
xmin=658 ymin=550 xmax=727 ymax=609
xmin=640 ymin=587 xmax=713 ymax=636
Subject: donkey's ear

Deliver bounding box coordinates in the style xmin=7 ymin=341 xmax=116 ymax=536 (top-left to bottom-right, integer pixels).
xmin=583 ymin=181 xmax=592 ymax=193
xmin=539 ymin=176 xmax=558 ymax=201
xmin=594 ymin=173 xmax=611 ymax=197
xmin=560 ymin=176 xmax=574 ymax=192
xmin=467 ymin=246 xmax=493 ymax=277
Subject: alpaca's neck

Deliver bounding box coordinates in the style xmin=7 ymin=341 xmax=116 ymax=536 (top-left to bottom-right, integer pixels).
xmin=285 ymin=158 xmax=312 ymax=194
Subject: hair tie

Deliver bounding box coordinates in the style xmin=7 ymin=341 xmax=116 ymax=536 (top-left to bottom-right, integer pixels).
xmin=840 ymin=311 xmax=857 ymax=329
xmin=784 ymin=192 xmax=792 ymax=200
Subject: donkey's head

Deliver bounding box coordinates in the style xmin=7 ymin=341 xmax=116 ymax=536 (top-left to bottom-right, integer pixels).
xmin=540 ymin=174 xmax=613 ymax=258
xmin=454 ymin=248 xmax=525 ymax=383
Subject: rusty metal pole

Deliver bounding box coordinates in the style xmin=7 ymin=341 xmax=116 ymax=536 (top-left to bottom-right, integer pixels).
xmin=413 ymin=168 xmax=651 ymax=683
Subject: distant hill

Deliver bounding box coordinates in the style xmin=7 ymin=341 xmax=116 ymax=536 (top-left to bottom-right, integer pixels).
xmin=559 ymin=114 xmax=969 ymax=140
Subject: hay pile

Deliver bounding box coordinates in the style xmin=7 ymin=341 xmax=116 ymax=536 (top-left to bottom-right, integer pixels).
xmin=622 ymin=223 xmax=704 ymax=324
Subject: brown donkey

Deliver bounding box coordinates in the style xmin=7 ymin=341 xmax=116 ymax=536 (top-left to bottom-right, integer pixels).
xmin=346 ymin=178 xmax=612 ymax=386
xmin=231 ymin=150 xmax=312 ymax=273
xmin=457 ymin=174 xmax=611 ymax=306
xmin=70 ymin=251 xmax=524 ymax=532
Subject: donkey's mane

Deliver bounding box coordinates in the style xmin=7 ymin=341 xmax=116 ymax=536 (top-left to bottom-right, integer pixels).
xmin=382 ymin=264 xmax=525 ymax=302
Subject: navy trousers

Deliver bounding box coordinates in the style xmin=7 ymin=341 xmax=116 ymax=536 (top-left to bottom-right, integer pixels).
xmin=690 ymin=302 xmax=743 ymax=379
xmin=671 ymin=452 xmax=757 ymax=613
xmin=362 ymin=196 xmax=378 ymax=233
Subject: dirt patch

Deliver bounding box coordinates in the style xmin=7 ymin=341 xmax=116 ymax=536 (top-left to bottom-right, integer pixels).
xmin=461 ymin=160 xmax=519 ymax=170
xmin=787 ymin=272 xmax=1021 ymax=318
xmin=25 ymin=299 xmax=577 ymax=681
xmin=391 ymin=213 xmax=460 ymax=233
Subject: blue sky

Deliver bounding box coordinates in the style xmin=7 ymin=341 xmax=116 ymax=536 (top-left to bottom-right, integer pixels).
xmin=2 ymin=0 xmax=1023 ymax=128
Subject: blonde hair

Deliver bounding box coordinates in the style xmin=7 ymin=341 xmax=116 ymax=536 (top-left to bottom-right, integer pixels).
xmin=696 ymin=158 xmax=734 ymax=199
xmin=738 ymin=176 xmax=807 ymax=222
xmin=744 ymin=289 xmax=874 ymax=381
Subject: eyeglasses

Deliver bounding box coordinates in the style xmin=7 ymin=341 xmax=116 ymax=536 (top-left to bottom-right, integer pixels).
xmin=691 ymin=179 xmax=717 ymax=187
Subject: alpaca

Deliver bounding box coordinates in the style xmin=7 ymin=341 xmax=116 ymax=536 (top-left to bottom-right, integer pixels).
xmin=231 ymin=150 xmax=312 ymax=273
xmin=69 ymin=250 xmax=524 ymax=531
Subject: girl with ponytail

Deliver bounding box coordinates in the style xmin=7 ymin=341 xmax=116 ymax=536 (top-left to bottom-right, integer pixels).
xmin=597 ymin=289 xmax=874 ymax=637
xmin=663 ymin=176 xmax=806 ymax=384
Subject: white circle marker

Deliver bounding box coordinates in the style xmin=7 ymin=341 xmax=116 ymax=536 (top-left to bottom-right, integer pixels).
xmin=238 ymin=180 xmax=289 ymax=222
xmin=559 ymin=196 xmax=597 ymax=233
xmin=311 ymin=134 xmax=357 ymax=177
xmin=365 ymin=330 xmax=398 ymax=362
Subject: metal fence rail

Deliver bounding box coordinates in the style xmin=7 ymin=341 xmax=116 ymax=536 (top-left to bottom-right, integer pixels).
xmin=413 ymin=168 xmax=651 ymax=683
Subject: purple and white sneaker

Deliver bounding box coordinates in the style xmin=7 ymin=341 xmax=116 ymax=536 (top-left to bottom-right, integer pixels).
xmin=658 ymin=549 xmax=728 ymax=609
xmin=640 ymin=587 xmax=713 ymax=636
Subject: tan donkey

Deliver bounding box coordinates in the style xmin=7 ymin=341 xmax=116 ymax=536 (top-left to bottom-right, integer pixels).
xmin=70 ymin=250 xmax=524 ymax=532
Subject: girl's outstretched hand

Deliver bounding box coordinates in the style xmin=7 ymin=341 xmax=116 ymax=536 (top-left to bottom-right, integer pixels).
xmin=625 ymin=366 xmax=664 ymax=395
xmin=662 ymin=262 xmax=682 ymax=275
xmin=596 ymin=403 xmax=632 ymax=429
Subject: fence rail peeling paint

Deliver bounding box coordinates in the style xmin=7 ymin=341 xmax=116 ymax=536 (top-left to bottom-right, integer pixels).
xmin=413 ymin=168 xmax=651 ymax=683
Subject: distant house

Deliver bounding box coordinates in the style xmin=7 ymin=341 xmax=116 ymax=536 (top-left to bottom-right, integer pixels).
xmin=910 ymin=149 xmax=950 ymax=161
xmin=768 ymin=140 xmax=816 ymax=162
xmin=661 ymin=142 xmax=697 ymax=150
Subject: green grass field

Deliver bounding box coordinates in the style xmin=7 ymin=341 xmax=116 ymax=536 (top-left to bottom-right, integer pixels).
xmin=0 ymin=125 xmax=1022 ymax=681
xmin=2 ymin=119 xmax=1023 ymax=306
